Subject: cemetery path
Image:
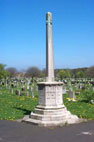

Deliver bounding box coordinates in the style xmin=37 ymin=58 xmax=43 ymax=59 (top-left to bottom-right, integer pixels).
xmin=0 ymin=120 xmax=94 ymax=142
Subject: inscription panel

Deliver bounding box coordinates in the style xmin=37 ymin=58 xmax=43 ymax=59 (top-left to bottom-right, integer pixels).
xmin=45 ymin=85 xmax=63 ymax=106
xmin=38 ymin=84 xmax=63 ymax=106
xmin=38 ymin=85 xmax=45 ymax=105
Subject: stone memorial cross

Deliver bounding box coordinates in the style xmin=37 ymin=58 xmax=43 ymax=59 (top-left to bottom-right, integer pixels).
xmin=23 ymin=12 xmax=80 ymax=127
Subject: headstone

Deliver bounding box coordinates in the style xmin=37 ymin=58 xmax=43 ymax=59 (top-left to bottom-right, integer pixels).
xmin=27 ymin=85 xmax=29 ymax=90
xmin=26 ymin=91 xmax=29 ymax=96
xmin=90 ymin=100 xmax=94 ymax=104
xmin=18 ymin=90 xmax=21 ymax=96
xmin=82 ymin=85 xmax=86 ymax=90
xmin=35 ymin=86 xmax=38 ymax=91
xmin=15 ymin=90 xmax=19 ymax=96
xmin=68 ymin=88 xmax=76 ymax=101
xmin=31 ymin=86 xmax=34 ymax=98
xmin=62 ymin=86 xmax=66 ymax=94
xmin=11 ymin=88 xmax=13 ymax=94
xmin=92 ymin=86 xmax=94 ymax=92
xmin=31 ymin=92 xmax=34 ymax=98
xmin=21 ymin=86 xmax=25 ymax=91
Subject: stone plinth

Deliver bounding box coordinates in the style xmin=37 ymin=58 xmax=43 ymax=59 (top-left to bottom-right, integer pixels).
xmin=23 ymin=82 xmax=80 ymax=127
xmin=38 ymin=82 xmax=63 ymax=106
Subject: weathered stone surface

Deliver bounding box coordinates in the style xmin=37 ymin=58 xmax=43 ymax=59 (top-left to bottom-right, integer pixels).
xmin=23 ymin=12 xmax=81 ymax=127
xmin=23 ymin=105 xmax=81 ymax=127
xmin=46 ymin=12 xmax=54 ymax=82
xmin=38 ymin=82 xmax=63 ymax=106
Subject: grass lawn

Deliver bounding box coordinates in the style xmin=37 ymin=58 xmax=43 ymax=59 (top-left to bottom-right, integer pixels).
xmin=64 ymin=94 xmax=94 ymax=120
xmin=0 ymin=87 xmax=38 ymax=120
xmin=0 ymin=87 xmax=94 ymax=120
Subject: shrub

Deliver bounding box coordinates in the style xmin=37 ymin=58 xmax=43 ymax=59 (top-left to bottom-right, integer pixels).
xmin=82 ymin=90 xmax=94 ymax=103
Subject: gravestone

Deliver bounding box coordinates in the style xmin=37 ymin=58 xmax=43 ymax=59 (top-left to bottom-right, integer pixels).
xmin=31 ymin=86 xmax=34 ymax=98
xmin=23 ymin=12 xmax=80 ymax=126
xmin=26 ymin=91 xmax=29 ymax=96
xmin=92 ymin=86 xmax=94 ymax=91
xmin=18 ymin=90 xmax=21 ymax=96
xmin=68 ymin=88 xmax=76 ymax=101
xmin=11 ymin=88 xmax=13 ymax=94
xmin=62 ymin=86 xmax=66 ymax=94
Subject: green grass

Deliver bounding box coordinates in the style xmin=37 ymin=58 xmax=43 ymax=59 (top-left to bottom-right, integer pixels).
xmin=0 ymin=87 xmax=94 ymax=120
xmin=0 ymin=87 xmax=38 ymax=120
xmin=64 ymin=94 xmax=94 ymax=120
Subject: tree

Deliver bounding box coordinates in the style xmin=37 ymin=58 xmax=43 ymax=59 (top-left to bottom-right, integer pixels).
xmin=26 ymin=66 xmax=41 ymax=79
xmin=86 ymin=66 xmax=94 ymax=78
xmin=6 ymin=67 xmax=18 ymax=76
xmin=70 ymin=67 xmax=88 ymax=78
xmin=58 ymin=70 xmax=70 ymax=80
xmin=41 ymin=69 xmax=46 ymax=77
xmin=76 ymin=71 xmax=84 ymax=78
xmin=65 ymin=70 xmax=71 ymax=78
xmin=0 ymin=64 xmax=10 ymax=79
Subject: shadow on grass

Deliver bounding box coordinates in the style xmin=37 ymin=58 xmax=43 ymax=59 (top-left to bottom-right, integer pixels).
xmin=78 ymin=99 xmax=89 ymax=103
xmin=14 ymin=107 xmax=31 ymax=115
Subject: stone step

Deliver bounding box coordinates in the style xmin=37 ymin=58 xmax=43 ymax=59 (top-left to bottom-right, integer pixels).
xmin=34 ymin=108 xmax=71 ymax=115
xmin=30 ymin=112 xmax=72 ymax=121
xmin=23 ymin=115 xmax=80 ymax=127
xmin=23 ymin=118 xmax=67 ymax=127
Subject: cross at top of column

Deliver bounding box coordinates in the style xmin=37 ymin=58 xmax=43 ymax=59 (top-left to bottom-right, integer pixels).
xmin=46 ymin=12 xmax=52 ymax=24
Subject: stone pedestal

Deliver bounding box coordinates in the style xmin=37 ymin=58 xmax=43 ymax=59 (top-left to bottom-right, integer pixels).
xmin=23 ymin=82 xmax=80 ymax=127
xmin=38 ymin=82 xmax=63 ymax=106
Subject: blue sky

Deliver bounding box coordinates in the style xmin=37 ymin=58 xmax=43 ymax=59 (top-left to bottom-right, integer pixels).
xmin=0 ymin=0 xmax=94 ymax=70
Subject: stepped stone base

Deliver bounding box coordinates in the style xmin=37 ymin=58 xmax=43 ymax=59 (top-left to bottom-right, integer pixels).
xmin=23 ymin=104 xmax=81 ymax=127
xmin=23 ymin=82 xmax=82 ymax=127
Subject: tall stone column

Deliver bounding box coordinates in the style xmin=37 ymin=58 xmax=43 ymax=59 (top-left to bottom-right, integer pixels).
xmin=23 ymin=12 xmax=80 ymax=127
xmin=46 ymin=12 xmax=54 ymax=82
